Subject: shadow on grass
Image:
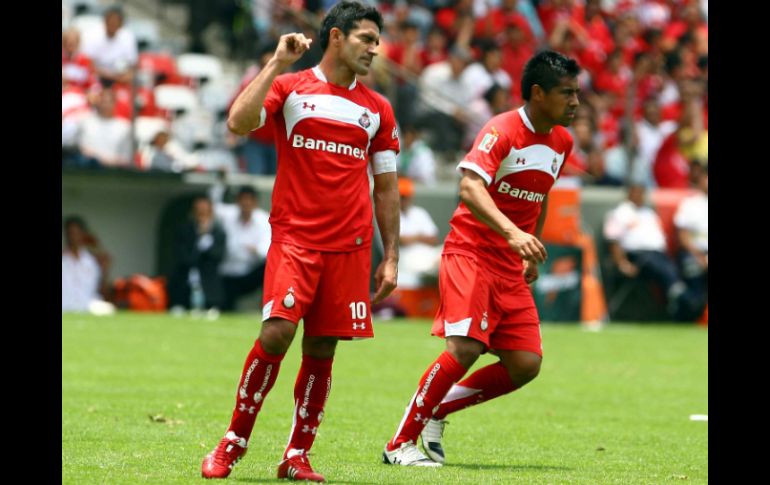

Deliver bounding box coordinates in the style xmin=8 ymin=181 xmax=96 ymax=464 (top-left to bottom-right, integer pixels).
xmin=229 ymin=464 xmax=570 ymax=482
xmin=443 ymin=463 xmax=572 ymax=472
xmin=231 ymin=479 xmax=380 ymax=485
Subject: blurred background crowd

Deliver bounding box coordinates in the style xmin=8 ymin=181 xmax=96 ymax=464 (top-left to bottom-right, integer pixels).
xmin=62 ymin=0 xmax=707 ymax=323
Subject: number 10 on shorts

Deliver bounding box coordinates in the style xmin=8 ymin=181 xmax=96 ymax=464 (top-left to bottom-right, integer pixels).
xmin=349 ymin=301 xmax=367 ymax=319
xmin=349 ymin=301 xmax=367 ymax=330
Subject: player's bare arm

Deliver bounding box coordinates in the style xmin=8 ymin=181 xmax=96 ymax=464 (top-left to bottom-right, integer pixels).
xmin=372 ymin=171 xmax=399 ymax=304
xmin=459 ymin=170 xmax=547 ymax=263
xmin=227 ymin=33 xmax=313 ymax=135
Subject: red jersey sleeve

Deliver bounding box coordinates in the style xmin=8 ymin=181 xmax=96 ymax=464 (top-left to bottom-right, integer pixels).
xmin=457 ymin=118 xmax=511 ymax=186
xmin=556 ymin=136 xmax=575 ymax=179
xmin=369 ymin=96 xmax=400 ymax=155
xmin=368 ymin=96 xmax=400 ymax=174
xmin=261 ymin=72 xmax=297 ymax=127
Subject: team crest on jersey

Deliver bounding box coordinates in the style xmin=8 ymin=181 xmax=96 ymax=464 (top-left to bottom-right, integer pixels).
xmin=283 ymin=287 xmax=295 ymax=309
xmin=480 ymin=311 xmax=489 ymax=331
xmin=392 ymin=126 xmax=399 ymax=140
xmin=551 ymin=157 xmax=558 ymax=174
xmin=358 ymin=111 xmax=371 ymax=128
xmin=478 ymin=126 xmax=500 ymax=153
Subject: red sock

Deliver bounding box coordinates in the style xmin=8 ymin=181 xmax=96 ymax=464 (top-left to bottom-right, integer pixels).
xmin=433 ymin=362 xmax=517 ymax=419
xmin=227 ymin=339 xmax=284 ymax=440
xmin=389 ymin=351 xmax=467 ymax=449
xmin=284 ymin=354 xmax=334 ymax=456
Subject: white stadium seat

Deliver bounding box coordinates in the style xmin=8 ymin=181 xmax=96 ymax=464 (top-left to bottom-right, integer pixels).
xmin=176 ymin=53 xmax=224 ymax=83
xmin=134 ymin=116 xmax=170 ymax=144
xmin=154 ymin=85 xmax=199 ymax=113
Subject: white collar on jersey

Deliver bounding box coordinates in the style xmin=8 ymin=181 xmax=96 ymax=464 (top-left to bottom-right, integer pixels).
xmin=312 ymin=65 xmax=358 ymax=90
xmin=518 ymin=106 xmax=553 ymax=134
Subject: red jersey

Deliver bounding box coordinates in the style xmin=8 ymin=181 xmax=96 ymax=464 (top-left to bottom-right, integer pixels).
xmin=261 ymin=67 xmax=400 ymax=252
xmin=444 ymin=107 xmax=573 ymax=277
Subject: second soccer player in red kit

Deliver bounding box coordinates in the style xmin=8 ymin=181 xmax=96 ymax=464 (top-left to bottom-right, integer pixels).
xmin=382 ymin=50 xmax=581 ymax=467
xmin=201 ymin=1 xmax=400 ymax=481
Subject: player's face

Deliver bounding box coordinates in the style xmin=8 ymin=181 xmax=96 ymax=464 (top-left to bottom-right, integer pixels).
xmin=340 ymin=20 xmax=380 ymax=76
xmin=541 ymin=76 xmax=580 ymax=127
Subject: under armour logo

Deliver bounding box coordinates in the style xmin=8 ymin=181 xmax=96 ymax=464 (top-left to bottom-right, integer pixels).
xmin=515 ymin=157 xmax=526 ymax=165
xmin=238 ymin=403 xmax=256 ymax=415
xmin=303 ymin=102 xmax=315 ymax=111
xmin=414 ymin=413 xmax=429 ymax=425
xmin=353 ymin=322 xmax=366 ymax=330
xmin=301 ymin=425 xmax=318 ymax=435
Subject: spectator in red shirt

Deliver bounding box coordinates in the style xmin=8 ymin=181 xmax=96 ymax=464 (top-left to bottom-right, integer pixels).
xmin=386 ymin=20 xmax=424 ymax=77
xmin=594 ymin=50 xmax=632 ymax=99
xmin=62 ymin=28 xmax=95 ymax=90
xmin=419 ymin=26 xmax=449 ymax=68
xmin=434 ymin=0 xmax=474 ymax=43
xmin=474 ymin=0 xmax=531 ymax=42
xmin=653 ymin=81 xmax=706 ymax=189
xmin=500 ymin=18 xmax=535 ymax=104
xmin=662 ymin=0 xmax=708 ymax=56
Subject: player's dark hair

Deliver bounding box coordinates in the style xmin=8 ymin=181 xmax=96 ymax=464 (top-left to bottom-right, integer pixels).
xmin=521 ymin=50 xmax=580 ymax=101
xmin=319 ymin=1 xmax=383 ymax=51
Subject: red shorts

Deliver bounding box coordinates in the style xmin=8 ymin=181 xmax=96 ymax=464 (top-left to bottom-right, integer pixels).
xmin=431 ymin=253 xmax=542 ymax=356
xmin=261 ymin=242 xmax=373 ymax=339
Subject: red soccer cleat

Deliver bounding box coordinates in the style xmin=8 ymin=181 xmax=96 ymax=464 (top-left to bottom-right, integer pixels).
xmin=201 ymin=431 xmax=248 ymax=479
xmin=277 ymin=448 xmax=326 ymax=482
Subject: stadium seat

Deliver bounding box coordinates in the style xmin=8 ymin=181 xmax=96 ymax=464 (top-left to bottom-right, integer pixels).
xmin=70 ymin=14 xmax=105 ymax=53
xmin=134 ymin=116 xmax=170 ymax=145
xmin=154 ymin=84 xmax=199 ymax=114
xmin=177 ymin=53 xmax=224 ymax=85
xmin=127 ymin=18 xmax=161 ymax=52
xmin=138 ymin=52 xmax=184 ymax=86
xmin=199 ymin=80 xmax=236 ymax=115
xmin=63 ymin=0 xmax=101 ymax=17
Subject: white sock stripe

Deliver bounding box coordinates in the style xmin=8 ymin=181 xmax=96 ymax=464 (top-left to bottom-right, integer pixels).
xmin=391 ymin=391 xmax=418 ymax=446
xmin=285 ymin=399 xmax=300 ymax=450
xmin=441 ymin=384 xmax=481 ymax=404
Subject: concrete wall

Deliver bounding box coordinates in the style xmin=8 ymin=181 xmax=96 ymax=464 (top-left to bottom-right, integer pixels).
xmin=63 ymin=170 xmax=199 ymax=278
xmin=62 ymin=170 xmax=627 ymax=279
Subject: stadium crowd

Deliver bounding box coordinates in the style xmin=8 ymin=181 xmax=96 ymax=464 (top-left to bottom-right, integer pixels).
xmin=62 ymin=0 xmax=707 ymax=321
xmin=62 ymin=0 xmax=707 ymax=186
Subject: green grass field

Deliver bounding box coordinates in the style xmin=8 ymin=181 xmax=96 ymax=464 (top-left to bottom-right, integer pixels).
xmin=62 ymin=313 xmax=707 ymax=484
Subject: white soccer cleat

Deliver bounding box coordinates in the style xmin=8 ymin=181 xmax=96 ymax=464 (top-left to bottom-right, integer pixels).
xmin=420 ymin=418 xmax=447 ymax=464
xmin=382 ymin=441 xmax=442 ymax=467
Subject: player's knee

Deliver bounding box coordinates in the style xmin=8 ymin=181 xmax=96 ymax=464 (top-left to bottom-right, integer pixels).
xmin=507 ymin=355 xmax=541 ymax=386
xmin=446 ymin=337 xmax=484 ymax=369
xmin=259 ymin=319 xmax=296 ymax=354
xmin=302 ymin=337 xmax=338 ymax=359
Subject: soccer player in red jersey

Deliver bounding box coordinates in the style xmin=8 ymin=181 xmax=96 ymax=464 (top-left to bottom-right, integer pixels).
xmin=201 ymin=2 xmax=400 ymax=481
xmin=382 ymin=51 xmax=580 ymax=467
